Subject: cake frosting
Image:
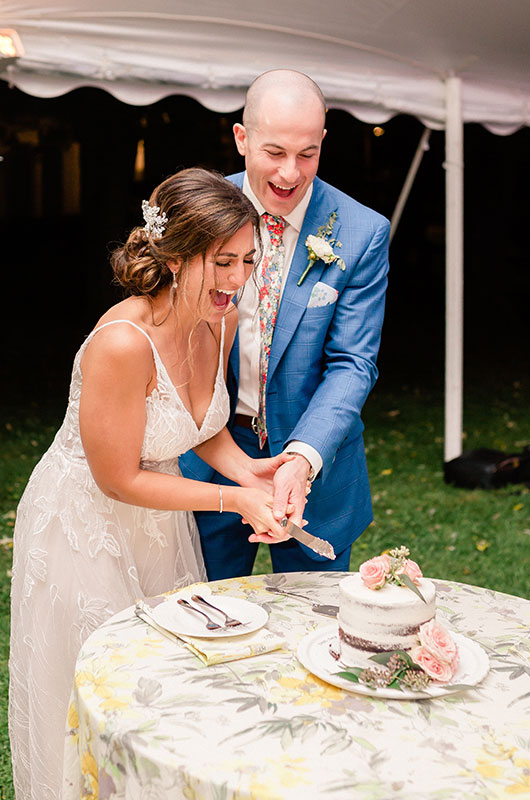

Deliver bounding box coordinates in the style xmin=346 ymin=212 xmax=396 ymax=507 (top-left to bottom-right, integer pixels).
xmin=338 ymin=571 xmax=436 ymax=667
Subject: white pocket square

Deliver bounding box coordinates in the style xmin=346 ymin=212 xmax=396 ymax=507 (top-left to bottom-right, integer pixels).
xmin=308 ymin=281 xmax=339 ymax=308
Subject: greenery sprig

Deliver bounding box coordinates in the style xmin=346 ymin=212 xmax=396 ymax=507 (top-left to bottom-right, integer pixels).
xmin=336 ymin=650 xmax=473 ymax=693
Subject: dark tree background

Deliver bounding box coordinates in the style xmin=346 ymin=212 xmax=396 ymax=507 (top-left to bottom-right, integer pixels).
xmin=1 ymin=82 xmax=528 ymax=414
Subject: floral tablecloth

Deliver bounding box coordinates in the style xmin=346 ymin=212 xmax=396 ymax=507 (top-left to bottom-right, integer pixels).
xmin=63 ymin=572 xmax=530 ymax=800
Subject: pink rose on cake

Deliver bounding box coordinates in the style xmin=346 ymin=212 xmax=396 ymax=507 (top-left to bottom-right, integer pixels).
xmin=409 ymin=646 xmax=455 ymax=682
xmin=359 ymin=554 xmax=391 ymax=589
xmin=400 ymin=559 xmax=423 ymax=584
xmin=419 ymin=619 xmax=458 ymax=664
xmin=359 ymin=546 xmax=425 ymax=595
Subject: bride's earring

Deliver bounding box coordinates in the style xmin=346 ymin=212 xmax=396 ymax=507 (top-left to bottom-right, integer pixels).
xmin=172 ymin=272 xmax=178 ymax=290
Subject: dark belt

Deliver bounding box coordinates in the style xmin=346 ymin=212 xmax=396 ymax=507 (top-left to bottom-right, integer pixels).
xmin=233 ymin=414 xmax=259 ymax=434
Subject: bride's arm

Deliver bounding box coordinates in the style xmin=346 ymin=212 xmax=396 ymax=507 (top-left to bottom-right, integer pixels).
xmin=78 ymin=323 xmax=287 ymax=538
xmin=193 ymin=427 xmax=294 ymax=491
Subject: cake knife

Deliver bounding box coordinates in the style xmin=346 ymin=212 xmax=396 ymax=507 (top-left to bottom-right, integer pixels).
xmin=265 ymin=587 xmax=338 ymax=617
xmin=280 ymin=517 xmax=336 ymax=560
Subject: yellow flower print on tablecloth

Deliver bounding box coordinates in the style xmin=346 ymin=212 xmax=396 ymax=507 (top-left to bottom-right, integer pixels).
xmin=80 ymin=744 xmax=98 ymax=800
xmin=99 ymin=696 xmax=131 ymax=712
xmin=107 ymin=649 xmax=131 ymax=667
xmin=249 ymin=753 xmax=311 ymax=798
xmin=76 ymin=668 xmax=116 ymax=699
xmin=67 ymin=700 xmax=79 ymax=731
xmin=76 ymin=664 xmax=134 ymax=712
xmin=270 ymin=673 xmax=342 ymax=707
xmin=475 ymin=759 xmax=505 ymax=779
xmin=506 ymin=775 xmax=530 ymax=795
xmin=215 ymin=576 xmax=265 ymax=595
xmin=474 ymin=736 xmax=530 ymax=793
xmin=132 ymin=639 xmax=164 ymax=659
xmin=505 ymin=758 xmax=530 ymax=795
xmin=475 ymin=737 xmax=515 ymax=779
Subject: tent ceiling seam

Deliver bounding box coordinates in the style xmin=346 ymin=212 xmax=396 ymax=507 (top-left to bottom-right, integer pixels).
xmin=22 ymin=12 xmax=444 ymax=78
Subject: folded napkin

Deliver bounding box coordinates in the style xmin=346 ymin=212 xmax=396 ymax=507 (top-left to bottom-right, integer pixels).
xmin=178 ymin=627 xmax=285 ymax=666
xmin=135 ymin=598 xmax=285 ymax=667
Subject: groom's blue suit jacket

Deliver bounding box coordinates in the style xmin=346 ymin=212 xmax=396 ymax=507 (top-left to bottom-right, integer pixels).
xmin=181 ymin=172 xmax=390 ymax=559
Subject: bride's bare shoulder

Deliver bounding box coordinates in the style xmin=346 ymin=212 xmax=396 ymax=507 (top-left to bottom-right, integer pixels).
xmin=84 ymin=298 xmax=153 ymax=369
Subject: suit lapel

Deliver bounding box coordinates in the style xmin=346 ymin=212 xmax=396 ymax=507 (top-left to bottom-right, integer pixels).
xmin=267 ymin=180 xmax=340 ymax=384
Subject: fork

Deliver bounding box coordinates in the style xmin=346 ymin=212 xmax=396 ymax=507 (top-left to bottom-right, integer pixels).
xmin=177 ymin=598 xmax=222 ymax=631
xmin=191 ymin=594 xmax=243 ymax=627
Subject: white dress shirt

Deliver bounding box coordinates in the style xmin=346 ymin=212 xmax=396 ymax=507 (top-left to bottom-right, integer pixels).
xmin=236 ymin=174 xmax=323 ymax=478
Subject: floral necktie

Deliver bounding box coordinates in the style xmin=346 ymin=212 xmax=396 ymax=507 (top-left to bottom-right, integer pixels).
xmin=257 ymin=213 xmax=286 ymax=448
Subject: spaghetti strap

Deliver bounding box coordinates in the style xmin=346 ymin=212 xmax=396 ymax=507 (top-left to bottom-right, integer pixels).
xmin=83 ymin=319 xmax=158 ymax=352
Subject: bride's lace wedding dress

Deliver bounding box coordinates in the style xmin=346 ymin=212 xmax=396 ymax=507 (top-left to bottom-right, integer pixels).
xmin=9 ymin=319 xmax=229 ymax=800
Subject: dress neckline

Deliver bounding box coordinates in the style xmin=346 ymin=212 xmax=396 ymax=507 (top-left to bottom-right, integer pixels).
xmin=85 ymin=318 xmax=226 ymax=434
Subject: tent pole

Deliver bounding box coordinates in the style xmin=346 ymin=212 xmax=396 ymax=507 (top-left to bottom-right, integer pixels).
xmin=390 ymin=127 xmax=431 ymax=243
xmin=444 ymin=75 xmax=464 ymax=462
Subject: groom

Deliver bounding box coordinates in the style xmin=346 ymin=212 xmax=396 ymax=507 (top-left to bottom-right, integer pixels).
xmin=181 ymin=69 xmax=390 ymax=577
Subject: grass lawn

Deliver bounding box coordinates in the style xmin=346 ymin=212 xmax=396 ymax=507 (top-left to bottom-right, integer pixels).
xmin=254 ymin=378 xmax=530 ymax=596
xmin=1 ymin=375 xmax=529 ymax=796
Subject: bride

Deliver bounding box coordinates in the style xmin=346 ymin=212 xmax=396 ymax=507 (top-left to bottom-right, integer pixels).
xmin=8 ymin=168 xmax=293 ymax=800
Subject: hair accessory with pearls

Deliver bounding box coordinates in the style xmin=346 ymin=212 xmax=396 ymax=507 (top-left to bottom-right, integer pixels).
xmin=142 ymin=200 xmax=167 ymax=240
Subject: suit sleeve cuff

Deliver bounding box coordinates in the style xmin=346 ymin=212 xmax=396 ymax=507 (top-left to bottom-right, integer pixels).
xmin=283 ymin=441 xmax=323 ymax=481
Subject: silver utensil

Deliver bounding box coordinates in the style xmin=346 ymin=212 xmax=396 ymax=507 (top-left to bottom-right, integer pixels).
xmin=265 ymin=587 xmax=338 ymax=617
xmin=177 ymin=598 xmax=222 ymax=631
xmin=191 ymin=594 xmax=243 ymax=628
xmin=279 ymin=517 xmax=336 ymax=560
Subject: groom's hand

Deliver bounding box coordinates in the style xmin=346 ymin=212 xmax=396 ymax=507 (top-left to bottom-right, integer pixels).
xmin=272 ymin=454 xmax=311 ymax=527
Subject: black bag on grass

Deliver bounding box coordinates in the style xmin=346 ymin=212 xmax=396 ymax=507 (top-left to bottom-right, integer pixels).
xmin=444 ymin=446 xmax=530 ymax=489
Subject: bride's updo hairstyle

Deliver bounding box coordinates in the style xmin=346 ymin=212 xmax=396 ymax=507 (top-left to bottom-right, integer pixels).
xmin=111 ymin=168 xmax=259 ymax=297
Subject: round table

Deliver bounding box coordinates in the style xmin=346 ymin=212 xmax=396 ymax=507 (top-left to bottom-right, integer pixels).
xmin=63 ymin=572 xmax=530 ymax=799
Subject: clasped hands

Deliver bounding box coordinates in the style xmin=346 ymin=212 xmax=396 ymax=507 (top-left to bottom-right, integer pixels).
xmin=239 ymin=452 xmax=312 ymax=544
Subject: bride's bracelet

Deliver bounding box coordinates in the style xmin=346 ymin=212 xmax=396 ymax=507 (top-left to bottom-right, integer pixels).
xmin=218 ymin=485 xmax=223 ymax=514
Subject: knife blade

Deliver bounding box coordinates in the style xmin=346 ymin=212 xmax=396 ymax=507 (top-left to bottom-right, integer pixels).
xmin=280 ymin=517 xmax=336 ymax=560
xmin=265 ymin=587 xmax=338 ymax=617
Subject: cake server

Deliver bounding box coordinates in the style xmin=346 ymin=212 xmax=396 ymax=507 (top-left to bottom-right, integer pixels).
xmin=280 ymin=517 xmax=336 ymax=560
xmin=265 ymin=587 xmax=338 ymax=617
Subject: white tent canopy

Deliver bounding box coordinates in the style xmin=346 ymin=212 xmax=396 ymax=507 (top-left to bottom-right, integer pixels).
xmin=2 ymin=0 xmax=530 ymax=459
xmin=1 ymin=0 xmax=529 ymax=132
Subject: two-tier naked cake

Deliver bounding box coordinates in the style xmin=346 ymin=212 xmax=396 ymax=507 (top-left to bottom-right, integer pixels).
xmin=337 ymin=546 xmax=436 ymax=667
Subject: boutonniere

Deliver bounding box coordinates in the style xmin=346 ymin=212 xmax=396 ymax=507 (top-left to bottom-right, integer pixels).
xmin=298 ymin=211 xmax=345 ymax=286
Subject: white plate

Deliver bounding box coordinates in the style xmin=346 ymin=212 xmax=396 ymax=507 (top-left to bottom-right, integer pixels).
xmin=150 ymin=595 xmax=268 ymax=638
xmin=297 ymin=626 xmax=489 ymax=699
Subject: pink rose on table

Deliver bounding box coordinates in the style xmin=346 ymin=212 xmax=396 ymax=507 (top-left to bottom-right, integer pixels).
xmin=359 ymin=554 xmax=391 ymax=589
xmin=418 ymin=619 xmax=458 ymax=665
xmin=410 ymin=646 xmax=454 ymax=682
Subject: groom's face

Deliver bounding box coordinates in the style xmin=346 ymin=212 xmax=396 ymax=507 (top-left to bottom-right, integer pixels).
xmin=233 ymin=95 xmax=325 ymax=217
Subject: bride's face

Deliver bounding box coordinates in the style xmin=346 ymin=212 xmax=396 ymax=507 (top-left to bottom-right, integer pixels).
xmin=185 ymin=221 xmax=256 ymax=321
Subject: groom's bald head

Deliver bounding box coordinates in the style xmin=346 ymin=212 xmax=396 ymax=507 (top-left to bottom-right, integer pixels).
xmin=233 ymin=69 xmax=327 ymax=216
xmin=242 ymin=69 xmax=327 ymax=133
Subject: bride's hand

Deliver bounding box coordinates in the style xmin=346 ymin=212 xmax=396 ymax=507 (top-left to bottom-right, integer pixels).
xmin=235 ymin=488 xmax=294 ymax=544
xmin=237 ymin=452 xmax=296 ymax=493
